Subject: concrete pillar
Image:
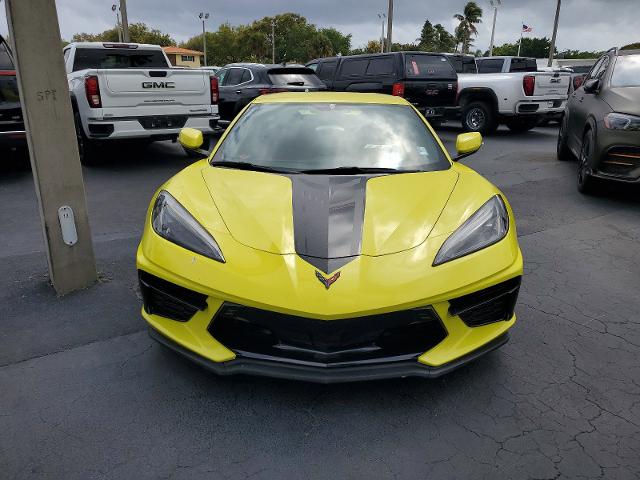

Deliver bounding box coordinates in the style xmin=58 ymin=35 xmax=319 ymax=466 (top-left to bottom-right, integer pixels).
xmin=5 ymin=0 xmax=97 ymax=295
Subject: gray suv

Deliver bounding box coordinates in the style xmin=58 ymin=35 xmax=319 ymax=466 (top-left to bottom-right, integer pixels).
xmin=557 ymin=47 xmax=640 ymax=193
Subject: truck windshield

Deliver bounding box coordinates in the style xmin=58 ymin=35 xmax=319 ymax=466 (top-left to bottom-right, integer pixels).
xmin=72 ymin=48 xmax=168 ymax=71
xmin=611 ymin=55 xmax=640 ymax=87
xmin=212 ymin=103 xmax=450 ymax=173
xmin=0 ymin=40 xmax=14 ymax=70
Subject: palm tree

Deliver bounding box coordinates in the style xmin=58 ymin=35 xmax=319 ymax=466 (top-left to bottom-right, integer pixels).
xmin=453 ymin=2 xmax=483 ymax=53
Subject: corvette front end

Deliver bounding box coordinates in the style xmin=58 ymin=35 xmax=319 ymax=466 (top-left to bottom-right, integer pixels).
xmin=137 ymin=92 xmax=523 ymax=383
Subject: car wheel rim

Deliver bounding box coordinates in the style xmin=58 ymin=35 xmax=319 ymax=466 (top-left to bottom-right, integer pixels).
xmin=579 ymin=134 xmax=591 ymax=184
xmin=466 ymin=108 xmax=485 ymax=130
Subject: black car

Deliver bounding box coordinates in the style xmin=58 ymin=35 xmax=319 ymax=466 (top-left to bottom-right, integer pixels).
xmin=215 ymin=64 xmax=326 ymax=122
xmin=306 ymin=52 xmax=458 ymax=122
xmin=558 ymin=47 xmax=640 ymax=193
xmin=0 ymin=35 xmax=26 ymax=152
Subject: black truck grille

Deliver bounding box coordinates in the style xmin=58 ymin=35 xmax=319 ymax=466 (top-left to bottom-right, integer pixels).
xmin=448 ymin=277 xmax=521 ymax=327
xmin=209 ymin=304 xmax=447 ymax=366
xmin=138 ymin=271 xmax=208 ymax=322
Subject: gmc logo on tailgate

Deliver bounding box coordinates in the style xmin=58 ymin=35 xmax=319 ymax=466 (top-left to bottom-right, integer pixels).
xmin=142 ymin=81 xmax=175 ymax=89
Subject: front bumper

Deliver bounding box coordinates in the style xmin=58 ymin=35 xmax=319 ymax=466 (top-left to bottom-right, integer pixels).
xmin=149 ymin=326 xmax=510 ymax=383
xmin=589 ymin=127 xmax=640 ymax=183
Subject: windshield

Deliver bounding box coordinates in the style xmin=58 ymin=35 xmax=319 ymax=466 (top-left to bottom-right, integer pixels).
xmin=211 ymin=103 xmax=450 ymax=173
xmin=611 ymin=55 xmax=640 ymax=87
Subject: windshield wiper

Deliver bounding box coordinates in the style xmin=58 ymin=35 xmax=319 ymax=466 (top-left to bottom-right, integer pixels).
xmin=211 ymin=161 xmax=298 ymax=174
xmin=300 ymin=166 xmax=418 ymax=175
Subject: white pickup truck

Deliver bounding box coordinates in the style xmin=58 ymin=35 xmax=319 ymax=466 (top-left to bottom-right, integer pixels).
xmin=454 ymin=56 xmax=571 ymax=134
xmin=63 ymin=42 xmax=219 ymax=163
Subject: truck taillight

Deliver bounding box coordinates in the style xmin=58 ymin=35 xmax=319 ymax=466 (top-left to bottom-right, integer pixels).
xmin=523 ymin=75 xmax=535 ymax=96
xmin=392 ymin=82 xmax=405 ymax=97
xmin=210 ymin=76 xmax=219 ymax=104
xmin=85 ymin=75 xmax=101 ymax=108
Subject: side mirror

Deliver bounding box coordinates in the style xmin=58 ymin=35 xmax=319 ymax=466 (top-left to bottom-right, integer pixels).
xmin=583 ymin=78 xmax=600 ymax=94
xmin=178 ymin=128 xmax=209 ymax=159
xmin=453 ymin=132 xmax=483 ymax=161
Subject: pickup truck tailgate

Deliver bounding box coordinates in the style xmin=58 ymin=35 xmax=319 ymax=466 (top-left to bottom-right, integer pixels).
xmin=100 ymin=69 xmax=210 ymax=108
xmin=533 ymin=73 xmax=570 ymax=96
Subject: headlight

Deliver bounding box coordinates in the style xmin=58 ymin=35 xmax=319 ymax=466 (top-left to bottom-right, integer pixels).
xmin=433 ymin=195 xmax=508 ymax=266
xmin=151 ymin=191 xmax=225 ymax=263
xmin=603 ymin=113 xmax=640 ymax=131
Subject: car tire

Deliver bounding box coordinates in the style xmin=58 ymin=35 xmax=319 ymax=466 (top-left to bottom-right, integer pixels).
xmin=577 ymin=128 xmax=599 ymax=195
xmin=74 ymin=112 xmax=100 ymax=166
xmin=461 ymin=101 xmax=498 ymax=135
xmin=557 ymin=116 xmax=573 ymax=161
xmin=505 ymin=117 xmax=538 ymax=133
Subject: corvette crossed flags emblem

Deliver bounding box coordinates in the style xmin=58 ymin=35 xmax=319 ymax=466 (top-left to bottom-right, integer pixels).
xmin=315 ymin=270 xmax=341 ymax=289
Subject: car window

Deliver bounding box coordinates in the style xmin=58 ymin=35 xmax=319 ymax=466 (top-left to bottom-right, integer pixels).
xmin=509 ymin=58 xmax=537 ymax=72
xmin=610 ymin=54 xmax=640 ymax=87
xmin=339 ymin=59 xmax=369 ymax=77
xmin=404 ymin=54 xmax=456 ymax=78
xmin=212 ymin=103 xmax=450 ymax=173
xmin=224 ymin=68 xmax=245 ymax=86
xmin=240 ymin=69 xmax=252 ymax=83
xmin=215 ymin=68 xmax=228 ymax=84
xmin=317 ymin=61 xmax=337 ymax=82
xmin=268 ymin=72 xmax=324 ymax=87
xmin=63 ymin=48 xmax=70 ymax=68
xmin=366 ymin=57 xmax=394 ymax=75
xmin=72 ymin=48 xmax=168 ymax=71
xmin=477 ymin=58 xmax=504 ymax=73
xmin=0 ymin=40 xmax=14 ymax=70
xmin=306 ymin=63 xmax=318 ymax=72
xmin=587 ymin=56 xmax=606 ymax=80
xmin=462 ymin=57 xmax=478 ymax=73
xmin=594 ymin=57 xmax=609 ymax=80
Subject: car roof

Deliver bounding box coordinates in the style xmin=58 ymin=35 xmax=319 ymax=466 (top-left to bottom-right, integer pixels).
xmin=252 ymin=92 xmax=409 ymax=105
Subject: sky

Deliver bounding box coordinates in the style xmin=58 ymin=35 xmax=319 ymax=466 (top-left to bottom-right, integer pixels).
xmin=1 ymin=0 xmax=638 ymax=54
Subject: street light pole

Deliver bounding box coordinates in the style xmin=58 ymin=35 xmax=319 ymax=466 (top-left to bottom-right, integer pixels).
xmin=488 ymin=0 xmax=501 ymax=57
xmin=377 ymin=13 xmax=386 ymax=53
xmin=386 ymin=0 xmax=393 ymax=53
xmin=111 ymin=5 xmax=122 ymax=43
xmin=548 ymin=0 xmax=561 ymax=67
xmin=119 ymin=0 xmax=129 ymax=42
xmin=271 ymin=20 xmax=276 ymax=64
xmin=199 ymin=12 xmax=209 ymax=67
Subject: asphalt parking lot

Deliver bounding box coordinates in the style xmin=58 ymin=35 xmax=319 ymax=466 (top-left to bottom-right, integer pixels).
xmin=1 ymin=124 xmax=639 ymax=479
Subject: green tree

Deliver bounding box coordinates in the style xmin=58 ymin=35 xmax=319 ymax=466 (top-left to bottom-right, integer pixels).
xmin=418 ymin=20 xmax=438 ymax=51
xmin=434 ymin=24 xmax=457 ymax=52
xmin=320 ymin=28 xmax=352 ymax=56
xmin=490 ymin=37 xmax=555 ymax=58
xmin=621 ymin=42 xmax=640 ymax=50
xmin=453 ymin=2 xmax=483 ymax=53
xmin=72 ymin=23 xmax=176 ymax=46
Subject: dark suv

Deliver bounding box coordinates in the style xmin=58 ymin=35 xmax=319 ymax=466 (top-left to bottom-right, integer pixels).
xmin=216 ymin=64 xmax=326 ymax=121
xmin=306 ymin=52 xmax=458 ymax=122
xmin=557 ymin=47 xmax=640 ymax=193
xmin=0 ymin=35 xmax=26 ymax=152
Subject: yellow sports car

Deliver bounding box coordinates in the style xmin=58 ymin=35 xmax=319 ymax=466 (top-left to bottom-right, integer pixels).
xmin=137 ymin=92 xmax=523 ymax=383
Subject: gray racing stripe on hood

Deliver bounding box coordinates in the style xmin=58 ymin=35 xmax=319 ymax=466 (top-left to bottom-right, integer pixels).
xmin=290 ymin=175 xmax=370 ymax=274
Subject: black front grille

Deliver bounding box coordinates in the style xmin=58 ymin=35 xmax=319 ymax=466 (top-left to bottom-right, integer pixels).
xmin=448 ymin=277 xmax=521 ymax=327
xmin=138 ymin=270 xmax=208 ymax=322
xmin=138 ymin=115 xmax=188 ymax=130
xmin=209 ymin=304 xmax=447 ymax=366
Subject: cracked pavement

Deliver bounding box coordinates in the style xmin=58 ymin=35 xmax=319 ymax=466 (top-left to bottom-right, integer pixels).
xmin=1 ymin=125 xmax=639 ymax=479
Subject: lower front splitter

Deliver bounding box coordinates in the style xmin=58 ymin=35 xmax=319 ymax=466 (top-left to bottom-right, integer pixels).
xmin=148 ymin=326 xmax=509 ymax=384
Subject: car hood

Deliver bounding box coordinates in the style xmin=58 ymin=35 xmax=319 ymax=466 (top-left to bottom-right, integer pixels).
xmin=603 ymin=87 xmax=640 ymax=116
xmin=201 ymin=167 xmax=459 ymax=272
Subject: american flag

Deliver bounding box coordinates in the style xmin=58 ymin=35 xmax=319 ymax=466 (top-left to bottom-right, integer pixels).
xmin=522 ymin=24 xmax=533 ymax=33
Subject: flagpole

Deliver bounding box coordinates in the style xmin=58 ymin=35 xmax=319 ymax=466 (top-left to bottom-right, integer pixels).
xmin=518 ymin=21 xmax=523 ymax=56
